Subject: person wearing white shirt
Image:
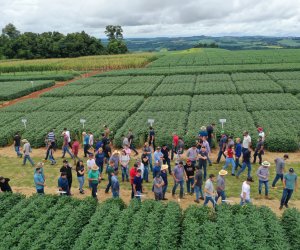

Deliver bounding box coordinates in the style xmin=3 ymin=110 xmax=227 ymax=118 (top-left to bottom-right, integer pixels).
xmin=242 ymin=131 xmax=251 ymax=153
xmin=240 ymin=176 xmax=254 ymax=205
xmin=257 ymin=127 xmax=265 ymax=141
xmin=89 ymin=132 xmax=94 ymax=147
xmin=62 ymin=128 xmax=71 ymax=147
xmin=137 ymin=160 xmax=144 ymax=179
xmin=87 ymin=154 xmax=96 ymax=171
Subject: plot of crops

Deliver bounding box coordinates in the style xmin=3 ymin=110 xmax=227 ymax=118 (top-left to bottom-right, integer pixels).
xmin=276 ymin=80 xmax=300 ymax=94
xmin=231 ymin=72 xmax=271 ymax=81
xmin=234 ymin=80 xmax=283 ymax=94
xmin=161 ymin=74 xmax=196 ymax=84
xmin=113 ymin=82 xmax=160 ymax=96
xmin=194 ymin=81 xmax=237 ymax=94
xmin=153 ymin=82 xmax=195 ymax=96
xmin=197 ymin=73 xmax=231 ymax=82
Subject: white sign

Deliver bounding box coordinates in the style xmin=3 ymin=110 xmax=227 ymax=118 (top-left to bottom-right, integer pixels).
xmin=30 ymin=81 xmax=34 ymax=87
xmin=80 ymin=119 xmax=86 ymax=128
xmin=148 ymin=119 xmax=155 ymax=126
xmin=21 ymin=118 xmax=27 ymax=129
xmin=219 ymin=119 xmax=226 ymax=129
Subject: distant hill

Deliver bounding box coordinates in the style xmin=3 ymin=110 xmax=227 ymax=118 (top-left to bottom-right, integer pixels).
xmin=107 ymin=36 xmax=300 ymax=52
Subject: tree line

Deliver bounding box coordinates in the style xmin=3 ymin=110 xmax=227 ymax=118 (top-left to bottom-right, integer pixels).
xmin=0 ymin=24 xmax=128 ymax=59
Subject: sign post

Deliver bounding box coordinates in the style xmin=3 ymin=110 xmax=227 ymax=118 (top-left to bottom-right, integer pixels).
xmin=219 ymin=119 xmax=226 ymax=129
xmin=21 ymin=118 xmax=27 ymax=129
xmin=30 ymin=81 xmax=34 ymax=88
xmin=148 ymin=119 xmax=155 ymax=127
xmin=80 ymin=119 xmax=86 ymax=129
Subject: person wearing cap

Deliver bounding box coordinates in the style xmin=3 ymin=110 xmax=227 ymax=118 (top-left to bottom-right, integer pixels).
xmin=153 ymin=160 xmax=161 ymax=179
xmin=153 ymin=172 xmax=165 ymax=201
xmin=204 ymin=174 xmax=216 ymax=208
xmin=62 ymin=132 xmax=74 ymax=159
xmin=216 ymin=132 xmax=227 ymax=164
xmin=272 ymin=154 xmax=289 ymax=189
xmin=58 ymin=172 xmax=70 ymax=196
xmin=198 ymin=145 xmax=208 ymax=180
xmin=0 ymin=176 xmax=12 ymax=192
xmin=76 ymin=160 xmax=85 ymax=194
xmin=161 ymin=145 xmax=171 ymax=174
xmin=256 ymin=161 xmax=270 ymax=198
xmin=193 ymin=168 xmax=204 ymax=203
xmin=280 ymin=168 xmax=298 ymax=210
xmin=120 ymin=150 xmax=130 ymax=182
xmin=130 ymin=163 xmax=138 ymax=199
xmin=110 ymin=151 xmax=120 ymax=172
xmin=149 ymin=126 xmax=156 ymax=152
xmin=186 ymin=145 xmax=198 ymax=167
xmin=13 ymin=131 xmax=22 ymax=158
xmin=236 ymin=148 xmax=252 ymax=178
xmin=34 ymin=167 xmax=45 ymax=194
xmin=161 ymin=164 xmax=168 ymax=200
xmin=88 ymin=164 xmax=100 ymax=199
xmin=235 ymin=138 xmax=242 ymax=170
xmin=240 ymin=176 xmax=254 ymax=205
xmin=105 ymin=160 xmax=115 ymax=193
xmin=127 ymin=129 xmax=138 ymax=156
xmin=22 ymin=139 xmax=34 ymax=166
xmin=172 ymin=161 xmax=186 ymax=199
xmin=141 ymin=150 xmax=150 ymax=182
xmin=242 ymin=131 xmax=252 ymax=154
xmin=133 ymin=169 xmax=143 ymax=200
xmin=184 ymin=159 xmax=195 ymax=195
xmin=154 ymin=146 xmax=163 ymax=167
xmin=215 ymin=170 xmax=227 ymax=203
xmin=257 ymin=127 xmax=265 ymax=141
xmin=111 ymin=171 xmax=120 ymax=198
xmin=253 ymin=136 xmax=264 ymax=165
xmin=60 ymin=160 xmax=73 ymax=195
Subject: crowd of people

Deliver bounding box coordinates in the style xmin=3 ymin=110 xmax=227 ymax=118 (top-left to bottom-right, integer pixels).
xmin=1 ymin=124 xmax=297 ymax=210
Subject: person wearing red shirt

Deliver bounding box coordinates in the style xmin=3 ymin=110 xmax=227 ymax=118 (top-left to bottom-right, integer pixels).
xmin=222 ymin=145 xmax=236 ymax=176
xmin=171 ymin=133 xmax=179 ymax=160
xmin=72 ymin=139 xmax=80 ymax=159
xmin=130 ymin=163 xmax=138 ymax=199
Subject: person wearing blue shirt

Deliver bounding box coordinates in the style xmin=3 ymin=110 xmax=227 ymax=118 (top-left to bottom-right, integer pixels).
xmin=280 ymin=168 xmax=298 ymax=210
xmin=160 ymin=165 xmax=168 ymax=200
xmin=111 ymin=172 xmax=120 ymax=198
xmin=198 ymin=126 xmax=208 ymax=138
xmin=153 ymin=161 xmax=161 ymax=178
xmin=95 ymin=139 xmax=103 ymax=152
xmin=95 ymin=147 xmax=105 ymax=177
xmin=235 ymin=138 xmax=242 ymax=171
xmin=34 ymin=167 xmax=45 ymax=194
xmin=58 ymin=172 xmax=70 ymax=196
xmin=153 ymin=147 xmax=163 ymax=166
xmin=82 ymin=132 xmax=90 ymax=157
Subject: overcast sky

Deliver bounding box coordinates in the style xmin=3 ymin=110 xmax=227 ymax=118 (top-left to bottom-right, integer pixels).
xmin=1 ymin=0 xmax=300 ymax=38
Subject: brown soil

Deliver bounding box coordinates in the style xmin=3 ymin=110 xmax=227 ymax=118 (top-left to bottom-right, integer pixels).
xmin=0 ymin=70 xmax=104 ymax=108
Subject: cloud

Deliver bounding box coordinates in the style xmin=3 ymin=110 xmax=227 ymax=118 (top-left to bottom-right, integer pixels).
xmin=0 ymin=0 xmax=300 ymax=37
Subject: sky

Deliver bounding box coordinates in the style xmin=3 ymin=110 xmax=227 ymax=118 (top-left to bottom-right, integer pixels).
xmin=1 ymin=0 xmax=300 ymax=38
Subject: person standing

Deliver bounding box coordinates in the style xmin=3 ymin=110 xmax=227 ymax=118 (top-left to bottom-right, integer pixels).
xmin=104 ymin=142 xmax=112 ymax=166
xmin=22 ymin=139 xmax=34 ymax=166
xmin=13 ymin=132 xmax=22 ymax=158
xmin=236 ymin=149 xmax=252 ymax=178
xmin=172 ymin=161 xmax=186 ymax=199
xmin=193 ymin=168 xmax=204 ymax=203
xmin=45 ymin=129 xmax=56 ymax=161
xmin=60 ymin=160 xmax=73 ymax=195
xmin=240 ymin=177 xmax=254 ymax=205
xmin=87 ymin=153 xmax=96 ymax=172
xmin=153 ymin=161 xmax=161 ymax=179
xmin=34 ymin=167 xmax=45 ymax=194
xmin=76 ymin=160 xmax=85 ymax=194
xmin=88 ymin=165 xmax=100 ymax=199
xmin=253 ymin=136 xmax=264 ymax=165
xmin=105 ymin=160 xmax=115 ymax=193
xmin=143 ymin=142 xmax=153 ymax=171
xmin=206 ymin=123 xmax=215 ymax=148
xmin=198 ymin=126 xmax=208 ymax=138
xmin=128 ymin=129 xmax=138 ymax=156
xmin=171 ymin=132 xmax=179 ymax=160
xmin=120 ymin=150 xmax=130 ymax=182
xmin=154 ymin=147 xmax=163 ymax=166
xmin=141 ymin=150 xmax=149 ymax=182
xmin=280 ymin=168 xmax=298 ymax=210
xmin=122 ymin=134 xmax=129 ymax=148
xmin=111 ymin=171 xmax=120 ymax=198
xmin=161 ymin=164 xmax=168 ymax=200
xmin=95 ymin=148 xmax=105 ymax=178
xmin=184 ymin=159 xmax=195 ymax=195
xmin=137 ymin=159 xmax=144 ymax=181
xmin=272 ymin=154 xmax=289 ymax=188
xmin=72 ymin=139 xmax=80 ymax=160
xmin=186 ymin=145 xmax=198 ymax=167
xmin=0 ymin=176 xmax=12 ymax=192
xmin=149 ymin=126 xmax=156 ymax=151
xmin=130 ymin=163 xmax=138 ymax=199
xmin=58 ymin=172 xmax=70 ymax=196
xmin=62 ymin=132 xmax=74 ymax=159
xmin=235 ymin=138 xmax=242 ymax=170
xmin=133 ymin=169 xmax=143 ymax=200
xmin=215 ymin=170 xmax=227 ymax=204
xmin=222 ymin=145 xmax=236 ymax=176
xmin=153 ymin=173 xmax=164 ymax=201
xmin=198 ymin=146 xmax=208 ymax=180
xmin=161 ymin=145 xmax=171 ymax=174
xmin=177 ymin=137 xmax=185 ymax=161
xmin=202 ymin=137 xmax=212 ymax=166
xmin=63 ymin=128 xmax=71 ymax=148
xmin=216 ymin=132 xmax=227 ymax=164
xmin=204 ymin=174 xmax=216 ymax=208
xmin=82 ymin=132 xmax=90 ymax=157
xmin=256 ymin=161 xmax=270 ymax=198
xmin=257 ymin=127 xmax=265 ymax=141
xmin=110 ymin=151 xmax=120 ymax=173
xmin=88 ymin=131 xmax=94 ymax=149
xmin=242 ymin=131 xmax=252 ymax=153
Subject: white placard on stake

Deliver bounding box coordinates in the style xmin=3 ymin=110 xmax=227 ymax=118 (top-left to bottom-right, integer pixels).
xmin=21 ymin=118 xmax=27 ymax=129
xmin=148 ymin=119 xmax=155 ymax=126
xmin=219 ymin=119 xmax=226 ymax=129
xmin=80 ymin=119 xmax=86 ymax=129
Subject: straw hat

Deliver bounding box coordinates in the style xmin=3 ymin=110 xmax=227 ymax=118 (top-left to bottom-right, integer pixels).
xmin=36 ymin=162 xmax=44 ymax=169
xmin=113 ymin=150 xmax=120 ymax=155
xmin=262 ymin=161 xmax=271 ymax=167
xmin=21 ymin=139 xmax=28 ymax=143
xmin=161 ymin=165 xmax=168 ymax=171
xmin=219 ymin=170 xmax=228 ymax=176
xmin=91 ymin=165 xmax=99 ymax=171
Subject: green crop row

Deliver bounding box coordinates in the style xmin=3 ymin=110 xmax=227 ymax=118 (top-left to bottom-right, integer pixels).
xmin=242 ymin=93 xmax=300 ymax=112
xmin=231 ymin=72 xmax=270 ymax=81
xmin=276 ymin=80 xmax=300 ymax=94
xmin=162 ymin=74 xmax=196 ymax=84
xmin=113 ymin=82 xmax=160 ymax=96
xmin=153 ymin=82 xmax=195 ymax=96
xmin=194 ymin=81 xmax=237 ymax=94
xmin=197 ymin=73 xmax=232 ymax=82
xmin=267 ymin=71 xmax=300 ymax=80
xmin=282 ymin=208 xmax=300 ymax=249
xmin=234 ymin=80 xmax=283 ymax=94
xmin=0 ymin=80 xmax=55 ymax=101
xmin=0 ymin=73 xmax=76 ymax=82
xmin=71 ymin=76 xmax=133 ymax=85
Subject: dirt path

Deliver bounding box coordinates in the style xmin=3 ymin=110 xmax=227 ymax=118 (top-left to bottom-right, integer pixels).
xmin=0 ymin=70 xmax=104 ymax=108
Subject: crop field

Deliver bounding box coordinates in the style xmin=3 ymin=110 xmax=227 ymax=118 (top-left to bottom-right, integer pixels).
xmin=0 ymin=193 xmax=299 ymax=250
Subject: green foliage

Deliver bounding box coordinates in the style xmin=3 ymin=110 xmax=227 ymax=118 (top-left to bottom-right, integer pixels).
xmin=0 ymin=80 xmax=55 ymax=100
xmin=234 ymin=80 xmax=283 ymax=94
xmin=242 ymin=93 xmax=300 ymax=111
xmin=153 ymin=82 xmax=195 ymax=96
xmin=231 ymin=72 xmax=270 ymax=81
xmin=197 ymin=73 xmax=231 ymax=82
xmin=194 ymin=81 xmax=237 ymax=94
xmin=276 ymin=80 xmax=300 ymax=94
xmin=41 ymin=85 xmax=86 ymax=97
xmin=161 ymin=74 xmax=196 ymax=84
xmin=0 ymin=72 xmax=76 ymax=82
xmin=113 ymin=82 xmax=159 ymax=96
xmin=190 ymin=95 xmax=246 ymax=111
xmin=0 ymin=192 xmax=24 ymax=218
xmin=267 ymin=71 xmax=300 ymax=80
xmin=281 ymin=208 xmax=300 ymax=250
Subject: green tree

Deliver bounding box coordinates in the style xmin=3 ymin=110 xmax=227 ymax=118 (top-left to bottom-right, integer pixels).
xmin=2 ymin=23 xmax=20 ymax=39
xmin=105 ymin=25 xmax=127 ymax=54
